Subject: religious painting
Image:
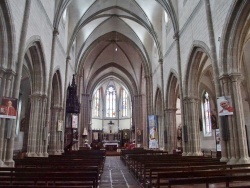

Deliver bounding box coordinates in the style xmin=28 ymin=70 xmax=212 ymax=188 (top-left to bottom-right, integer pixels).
xmin=0 ymin=97 xmax=18 ymax=119
xmin=148 ymin=115 xmax=159 ymax=149
xmin=217 ymin=96 xmax=233 ymax=116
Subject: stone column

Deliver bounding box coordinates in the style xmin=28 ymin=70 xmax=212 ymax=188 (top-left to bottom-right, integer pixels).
xmin=159 ymin=59 xmax=165 ymax=149
xmin=1 ymin=71 xmax=15 ymax=166
xmin=144 ymin=74 xmax=153 ymax=148
xmin=165 ymin=108 xmax=177 ymax=153
xmin=230 ymin=74 xmax=250 ymax=164
xmin=174 ymin=34 xmax=186 ymax=155
xmin=48 ymin=106 xmax=61 ymax=155
xmin=82 ymin=94 xmax=91 ymax=143
xmin=220 ymin=75 xmax=237 ymax=164
xmin=183 ymin=97 xmax=202 ymax=156
xmin=26 ymin=94 xmax=46 ymax=157
xmin=44 ymin=29 xmax=59 ymax=154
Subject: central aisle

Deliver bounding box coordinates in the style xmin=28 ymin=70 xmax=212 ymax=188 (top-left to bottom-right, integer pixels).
xmin=99 ymin=156 xmax=142 ymax=188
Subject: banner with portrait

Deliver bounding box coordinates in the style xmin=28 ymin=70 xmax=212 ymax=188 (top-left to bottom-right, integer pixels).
xmin=148 ymin=115 xmax=159 ymax=149
xmin=72 ymin=115 xmax=78 ymax=128
xmin=0 ymin=97 xmax=18 ymax=119
xmin=217 ymin=96 xmax=233 ymax=116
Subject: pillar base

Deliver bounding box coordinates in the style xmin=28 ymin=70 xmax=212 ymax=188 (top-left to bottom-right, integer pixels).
xmin=193 ymin=151 xmax=203 ymax=156
xmin=4 ymin=159 xmax=15 ymax=167
xmin=227 ymin=157 xmax=238 ymax=165
xmin=237 ymin=157 xmax=250 ymax=164
xmin=182 ymin=152 xmax=187 ymax=156
xmin=187 ymin=152 xmax=193 ymax=156
xmin=26 ymin=152 xmax=36 ymax=157
xmin=220 ymin=157 xmax=229 ymax=163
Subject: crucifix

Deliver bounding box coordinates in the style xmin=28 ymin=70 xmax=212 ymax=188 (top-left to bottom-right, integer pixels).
xmin=108 ymin=120 xmax=114 ymax=133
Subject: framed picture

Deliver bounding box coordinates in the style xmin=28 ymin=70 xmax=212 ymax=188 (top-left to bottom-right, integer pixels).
xmin=0 ymin=97 xmax=18 ymax=119
xmin=217 ymin=96 xmax=233 ymax=116
xmin=72 ymin=115 xmax=78 ymax=129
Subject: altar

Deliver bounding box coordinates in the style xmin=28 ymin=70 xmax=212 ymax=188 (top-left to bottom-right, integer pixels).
xmin=103 ymin=142 xmax=119 ymax=151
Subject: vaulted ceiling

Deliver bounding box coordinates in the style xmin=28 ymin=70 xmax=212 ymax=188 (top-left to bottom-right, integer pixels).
xmin=54 ymin=0 xmax=178 ymax=95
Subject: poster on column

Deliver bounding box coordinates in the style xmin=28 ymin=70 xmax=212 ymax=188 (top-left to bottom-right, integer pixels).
xmin=216 ymin=129 xmax=221 ymax=151
xmin=148 ymin=115 xmax=159 ymax=149
xmin=0 ymin=97 xmax=18 ymax=119
xmin=72 ymin=115 xmax=78 ymax=128
xmin=217 ymin=96 xmax=233 ymax=116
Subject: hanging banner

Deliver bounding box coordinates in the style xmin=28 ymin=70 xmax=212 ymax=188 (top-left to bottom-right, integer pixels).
xmin=72 ymin=115 xmax=78 ymax=128
xmin=0 ymin=97 xmax=18 ymax=119
xmin=217 ymin=96 xmax=233 ymax=116
xmin=216 ymin=129 xmax=221 ymax=151
xmin=148 ymin=115 xmax=159 ymax=149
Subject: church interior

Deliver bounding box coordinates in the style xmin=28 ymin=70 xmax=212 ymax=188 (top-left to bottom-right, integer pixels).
xmin=1 ymin=0 xmax=250 ymax=187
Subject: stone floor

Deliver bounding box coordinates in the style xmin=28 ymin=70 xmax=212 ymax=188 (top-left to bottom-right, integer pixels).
xmin=99 ymin=156 xmax=142 ymax=188
xmin=99 ymin=156 xmax=250 ymax=188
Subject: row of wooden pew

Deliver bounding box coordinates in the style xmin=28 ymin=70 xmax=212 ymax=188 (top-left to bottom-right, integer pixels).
xmin=0 ymin=150 xmax=106 ymax=187
xmin=121 ymin=149 xmax=250 ymax=188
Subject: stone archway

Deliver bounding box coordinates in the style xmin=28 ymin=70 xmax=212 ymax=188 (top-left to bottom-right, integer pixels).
xmin=165 ymin=72 xmax=180 ymax=153
xmin=155 ymin=88 xmax=163 ymax=149
xmin=23 ymin=41 xmax=47 ymax=157
xmin=183 ymin=43 xmax=213 ymax=156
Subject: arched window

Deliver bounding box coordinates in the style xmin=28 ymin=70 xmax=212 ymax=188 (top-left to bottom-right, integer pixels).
xmin=93 ymin=89 xmax=100 ymax=117
xmin=201 ymin=92 xmax=212 ymax=136
xmin=121 ymin=88 xmax=128 ymax=117
xmin=106 ymin=86 xmax=116 ymax=117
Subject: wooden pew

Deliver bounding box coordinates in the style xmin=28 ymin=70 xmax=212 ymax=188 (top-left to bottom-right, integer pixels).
xmin=156 ymin=168 xmax=250 ymax=188
xmin=0 ymin=167 xmax=99 ymax=188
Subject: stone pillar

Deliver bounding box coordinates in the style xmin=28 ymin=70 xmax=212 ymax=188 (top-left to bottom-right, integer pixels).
xmin=5 ymin=0 xmax=31 ymax=164
xmin=144 ymin=74 xmax=153 ymax=148
xmin=26 ymin=94 xmax=47 ymax=157
xmin=82 ymin=94 xmax=91 ymax=143
xmin=183 ymin=97 xmax=202 ymax=156
xmin=230 ymin=74 xmax=250 ymax=164
xmin=48 ymin=106 xmax=62 ymax=155
xmin=204 ymin=0 xmax=220 ymax=95
xmin=220 ymin=75 xmax=237 ymax=164
xmin=44 ymin=29 xmax=59 ymax=155
xmin=174 ymin=34 xmax=186 ymax=155
xmin=165 ymin=108 xmax=177 ymax=153
xmin=159 ymin=59 xmax=165 ymax=149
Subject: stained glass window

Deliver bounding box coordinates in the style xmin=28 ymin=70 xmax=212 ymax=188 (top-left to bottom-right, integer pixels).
xmin=106 ymin=86 xmax=116 ymax=117
xmin=93 ymin=89 xmax=100 ymax=117
xmin=121 ymin=88 xmax=128 ymax=117
xmin=202 ymin=92 xmax=212 ymax=136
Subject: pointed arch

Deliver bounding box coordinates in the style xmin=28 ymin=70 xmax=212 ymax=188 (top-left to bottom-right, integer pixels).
xmin=0 ymin=0 xmax=15 ymax=69
xmin=166 ymin=71 xmax=179 ymax=109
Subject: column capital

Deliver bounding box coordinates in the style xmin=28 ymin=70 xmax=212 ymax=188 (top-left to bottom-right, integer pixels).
xmin=158 ymin=58 xmax=163 ymax=64
xmin=183 ymin=96 xmax=200 ymax=102
xmin=29 ymin=93 xmax=47 ymax=100
xmin=164 ymin=108 xmax=177 ymax=112
xmin=66 ymin=56 xmax=71 ymax=61
xmin=173 ymin=32 xmax=180 ymax=41
xmin=144 ymin=74 xmax=152 ymax=79
xmin=229 ymin=73 xmax=243 ymax=82
xmin=53 ymin=28 xmax=59 ymax=36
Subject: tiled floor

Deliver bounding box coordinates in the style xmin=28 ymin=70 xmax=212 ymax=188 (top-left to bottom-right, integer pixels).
xmin=99 ymin=156 xmax=142 ymax=188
